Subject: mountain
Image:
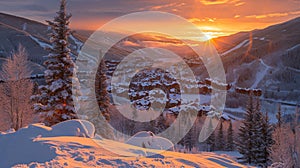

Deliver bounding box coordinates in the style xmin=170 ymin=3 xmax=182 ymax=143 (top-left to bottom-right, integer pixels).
xmin=213 ymin=17 xmax=300 ymax=122
xmin=0 ymin=12 xmax=299 ymax=123
xmin=0 ymin=12 xmax=84 ymax=75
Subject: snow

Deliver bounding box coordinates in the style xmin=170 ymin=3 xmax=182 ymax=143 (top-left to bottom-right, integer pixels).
xmin=0 ymin=120 xmax=250 ymax=167
xmin=287 ymin=44 xmax=300 ymax=52
xmin=51 ymin=120 xmax=95 ymax=138
xmin=287 ymin=66 xmax=300 ymax=73
xmin=22 ymin=23 xmax=27 ymax=31
xmin=69 ymin=34 xmax=83 ymax=53
xmin=221 ymin=40 xmax=249 ymax=56
xmin=29 ymin=35 xmax=52 ymax=49
xmin=49 ymin=79 xmax=64 ymax=92
xmin=250 ymin=59 xmax=271 ymax=89
xmin=126 ymin=131 xmax=174 ymax=151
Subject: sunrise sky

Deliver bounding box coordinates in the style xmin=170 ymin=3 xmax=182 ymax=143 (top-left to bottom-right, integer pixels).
xmin=1 ymin=0 xmax=300 ymax=39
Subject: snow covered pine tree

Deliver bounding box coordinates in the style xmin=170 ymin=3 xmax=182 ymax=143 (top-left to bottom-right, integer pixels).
xmin=32 ymin=0 xmax=77 ymax=126
xmin=237 ymin=95 xmax=255 ymax=164
xmin=95 ymin=59 xmax=110 ymax=121
xmin=237 ymin=96 xmax=273 ymax=166
xmin=216 ymin=121 xmax=224 ymax=151
xmin=206 ymin=118 xmax=216 ymax=151
xmin=226 ymin=120 xmax=234 ymax=151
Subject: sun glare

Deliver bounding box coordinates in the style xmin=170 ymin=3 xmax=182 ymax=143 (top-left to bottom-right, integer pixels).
xmin=203 ymin=32 xmax=214 ymax=40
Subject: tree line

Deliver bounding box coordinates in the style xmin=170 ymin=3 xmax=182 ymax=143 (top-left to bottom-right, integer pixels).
xmin=0 ymin=1 xmax=299 ymax=168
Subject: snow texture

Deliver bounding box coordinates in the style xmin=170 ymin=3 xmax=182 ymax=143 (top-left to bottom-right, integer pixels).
xmin=221 ymin=40 xmax=249 ymax=56
xmin=0 ymin=120 xmax=249 ymax=168
xmin=126 ymin=131 xmax=174 ymax=151
xmin=29 ymin=35 xmax=52 ymax=49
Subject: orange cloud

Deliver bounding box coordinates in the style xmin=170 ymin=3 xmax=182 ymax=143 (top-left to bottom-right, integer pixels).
xmin=245 ymin=11 xmax=300 ymax=19
xmin=199 ymin=0 xmax=244 ymax=5
xmin=121 ymin=41 xmax=141 ymax=47
xmin=199 ymin=0 xmax=229 ymax=5
xmin=151 ymin=2 xmax=185 ymax=10
xmin=234 ymin=2 xmax=245 ymax=6
xmin=188 ymin=17 xmax=216 ymax=23
xmin=188 ymin=18 xmax=202 ymax=23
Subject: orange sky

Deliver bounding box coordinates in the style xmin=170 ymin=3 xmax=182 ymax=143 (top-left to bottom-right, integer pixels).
xmin=1 ymin=0 xmax=300 ymax=39
xmin=69 ymin=0 xmax=300 ymax=40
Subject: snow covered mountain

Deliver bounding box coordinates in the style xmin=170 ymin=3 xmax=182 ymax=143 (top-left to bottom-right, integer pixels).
xmin=213 ymin=17 xmax=300 ymax=122
xmin=0 ymin=12 xmax=84 ymax=76
xmin=0 ymin=12 xmax=299 ymax=123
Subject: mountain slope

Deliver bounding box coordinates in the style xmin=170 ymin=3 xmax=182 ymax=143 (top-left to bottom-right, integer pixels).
xmin=0 ymin=12 xmax=299 ymax=122
xmin=213 ymin=17 xmax=300 ymax=121
xmin=0 ymin=12 xmax=83 ymax=75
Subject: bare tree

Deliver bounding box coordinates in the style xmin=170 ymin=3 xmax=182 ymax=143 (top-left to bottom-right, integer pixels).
xmin=270 ymin=125 xmax=300 ymax=168
xmin=0 ymin=45 xmax=34 ymax=131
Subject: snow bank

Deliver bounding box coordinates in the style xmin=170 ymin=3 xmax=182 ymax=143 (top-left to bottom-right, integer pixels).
xmin=51 ymin=120 xmax=95 ymax=138
xmin=0 ymin=120 xmax=248 ymax=167
xmin=0 ymin=120 xmax=94 ymax=167
xmin=126 ymin=131 xmax=174 ymax=151
xmin=0 ymin=124 xmax=56 ymax=168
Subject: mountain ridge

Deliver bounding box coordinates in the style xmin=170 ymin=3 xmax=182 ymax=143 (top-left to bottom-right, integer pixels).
xmin=0 ymin=12 xmax=299 ymax=122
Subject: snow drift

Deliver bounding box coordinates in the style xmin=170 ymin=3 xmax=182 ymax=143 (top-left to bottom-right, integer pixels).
xmin=0 ymin=120 xmax=249 ymax=167
xmin=126 ymin=131 xmax=174 ymax=151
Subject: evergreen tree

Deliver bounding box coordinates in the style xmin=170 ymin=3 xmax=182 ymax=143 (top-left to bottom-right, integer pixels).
xmin=32 ymin=0 xmax=77 ymax=126
xmin=216 ymin=121 xmax=224 ymax=151
xmin=206 ymin=118 xmax=215 ymax=151
xmin=95 ymin=59 xmax=110 ymax=121
xmin=237 ymin=95 xmax=255 ymax=164
xmin=237 ymin=96 xmax=274 ymax=166
xmin=251 ymin=100 xmax=264 ymax=165
xmin=226 ymin=120 xmax=234 ymax=151
xmin=260 ymin=113 xmax=274 ymax=166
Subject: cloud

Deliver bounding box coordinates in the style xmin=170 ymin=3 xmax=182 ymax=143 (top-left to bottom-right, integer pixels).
xmin=199 ymin=0 xmax=229 ymax=5
xmin=290 ymin=10 xmax=300 ymax=15
xmin=188 ymin=17 xmax=216 ymax=24
xmin=151 ymin=2 xmax=185 ymax=10
xmin=234 ymin=2 xmax=245 ymax=6
xmin=245 ymin=10 xmax=300 ymax=19
xmin=234 ymin=15 xmax=240 ymax=18
xmin=0 ymin=0 xmax=298 ymax=35
xmin=188 ymin=18 xmax=201 ymax=22
xmin=199 ymin=0 xmax=244 ymax=6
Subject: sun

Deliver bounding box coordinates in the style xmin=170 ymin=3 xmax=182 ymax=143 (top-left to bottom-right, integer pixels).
xmin=203 ymin=32 xmax=214 ymax=40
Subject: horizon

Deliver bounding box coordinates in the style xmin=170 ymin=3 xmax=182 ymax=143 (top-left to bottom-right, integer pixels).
xmin=1 ymin=10 xmax=300 ymax=43
xmin=1 ymin=0 xmax=300 ymax=40
xmin=0 ymin=1 xmax=300 ymax=167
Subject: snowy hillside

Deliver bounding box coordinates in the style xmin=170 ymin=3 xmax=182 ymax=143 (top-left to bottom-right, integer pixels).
xmin=0 ymin=120 xmax=249 ymax=168
xmin=1 ymin=11 xmax=299 ymax=122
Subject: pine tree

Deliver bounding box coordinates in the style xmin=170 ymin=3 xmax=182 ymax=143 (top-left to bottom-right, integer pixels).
xmin=226 ymin=120 xmax=234 ymax=151
xmin=237 ymin=95 xmax=255 ymax=164
xmin=251 ymin=100 xmax=264 ymax=165
xmin=32 ymin=0 xmax=77 ymax=126
xmin=95 ymin=59 xmax=110 ymax=121
xmin=237 ymin=96 xmax=274 ymax=166
xmin=206 ymin=118 xmax=215 ymax=151
xmin=216 ymin=121 xmax=224 ymax=151
xmin=259 ymin=113 xmax=273 ymax=166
